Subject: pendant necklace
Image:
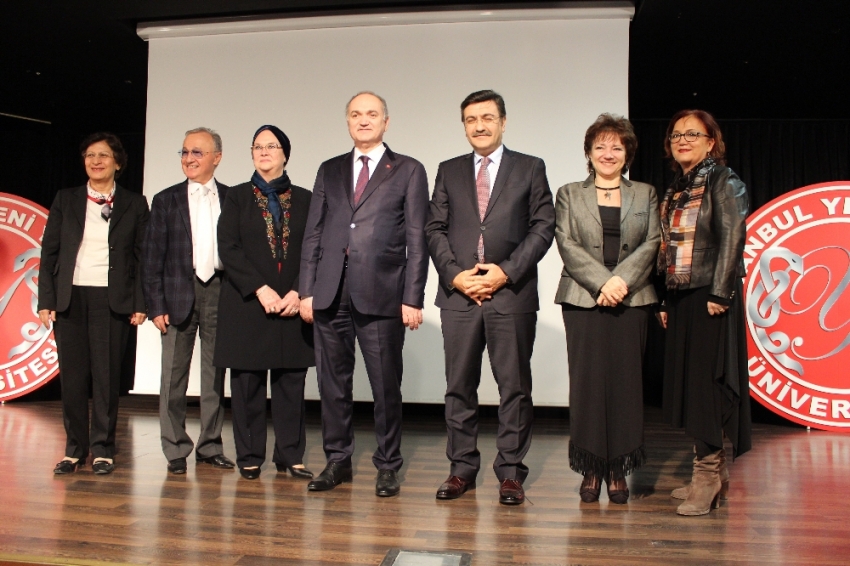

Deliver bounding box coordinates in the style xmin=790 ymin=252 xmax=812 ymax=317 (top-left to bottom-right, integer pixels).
xmin=595 ymin=185 xmax=620 ymax=200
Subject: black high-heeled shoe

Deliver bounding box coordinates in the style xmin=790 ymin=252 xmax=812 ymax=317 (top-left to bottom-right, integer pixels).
xmin=275 ymin=463 xmax=314 ymax=479
xmin=54 ymin=459 xmax=83 ymax=475
xmin=579 ymin=473 xmax=601 ymax=503
xmin=606 ymin=473 xmax=629 ymax=504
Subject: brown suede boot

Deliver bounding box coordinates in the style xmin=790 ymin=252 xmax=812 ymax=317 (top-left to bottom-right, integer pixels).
xmin=671 ymin=448 xmax=729 ymax=500
xmin=676 ymin=450 xmax=723 ymax=516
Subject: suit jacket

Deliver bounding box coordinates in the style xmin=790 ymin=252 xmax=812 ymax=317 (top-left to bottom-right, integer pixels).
xmin=38 ymin=184 xmax=150 ymax=314
xmin=214 ymin=182 xmax=314 ymax=370
xmin=300 ymin=144 xmax=430 ymax=316
xmin=554 ymin=175 xmax=660 ymax=308
xmin=141 ymin=179 xmax=229 ymax=325
xmin=425 ymin=147 xmax=555 ymax=313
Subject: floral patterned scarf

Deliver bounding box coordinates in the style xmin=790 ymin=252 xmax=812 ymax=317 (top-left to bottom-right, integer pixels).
xmin=251 ymin=171 xmax=292 ymax=260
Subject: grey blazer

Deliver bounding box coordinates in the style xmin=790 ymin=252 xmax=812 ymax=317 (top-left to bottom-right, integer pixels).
xmin=554 ymin=175 xmax=660 ymax=308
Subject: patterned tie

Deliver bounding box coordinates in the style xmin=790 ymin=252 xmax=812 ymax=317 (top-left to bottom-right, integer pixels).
xmin=195 ymin=186 xmax=215 ymax=282
xmin=476 ymin=156 xmax=491 ymax=262
xmin=353 ymin=155 xmax=370 ymax=205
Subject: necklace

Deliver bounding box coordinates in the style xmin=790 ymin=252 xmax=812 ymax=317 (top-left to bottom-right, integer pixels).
xmin=595 ymin=185 xmax=620 ymax=200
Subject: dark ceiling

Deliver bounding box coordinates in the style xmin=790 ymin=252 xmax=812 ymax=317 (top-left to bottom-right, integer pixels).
xmin=1 ymin=0 xmax=849 ymax=135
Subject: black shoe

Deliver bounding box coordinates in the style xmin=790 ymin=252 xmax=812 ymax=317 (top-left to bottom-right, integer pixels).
xmin=579 ymin=473 xmax=601 ymax=503
xmin=54 ymin=459 xmax=82 ymax=475
xmin=167 ymin=458 xmax=187 ymax=474
xmin=239 ymin=467 xmax=261 ymax=480
xmin=196 ymin=454 xmax=235 ymax=469
xmin=275 ymin=463 xmax=314 ymax=479
xmin=375 ymin=469 xmax=400 ymax=497
xmin=307 ymin=462 xmax=352 ymax=491
xmin=436 ymin=475 xmax=475 ymax=500
xmin=92 ymin=460 xmax=115 ymax=475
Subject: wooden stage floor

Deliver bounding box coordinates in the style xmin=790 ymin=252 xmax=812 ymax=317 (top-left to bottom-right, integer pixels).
xmin=1 ymin=397 xmax=849 ymax=565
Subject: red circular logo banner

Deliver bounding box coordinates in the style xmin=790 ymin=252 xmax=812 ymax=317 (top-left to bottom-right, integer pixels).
xmin=0 ymin=193 xmax=59 ymax=401
xmin=745 ymin=181 xmax=850 ymax=431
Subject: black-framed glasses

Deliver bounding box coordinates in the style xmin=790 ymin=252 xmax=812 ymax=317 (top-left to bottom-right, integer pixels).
xmin=669 ymin=131 xmax=711 ymax=143
xmin=178 ymin=149 xmax=210 ymax=159
xmin=251 ymin=144 xmax=283 ymax=153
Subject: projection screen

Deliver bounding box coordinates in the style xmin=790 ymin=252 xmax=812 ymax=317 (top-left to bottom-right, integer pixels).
xmin=134 ymin=3 xmax=634 ymax=406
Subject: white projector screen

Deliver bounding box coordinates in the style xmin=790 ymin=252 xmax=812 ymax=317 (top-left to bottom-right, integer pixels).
xmin=134 ymin=5 xmax=633 ymax=406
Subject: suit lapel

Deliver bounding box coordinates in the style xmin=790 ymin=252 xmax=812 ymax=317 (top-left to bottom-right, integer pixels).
xmin=175 ymin=181 xmax=192 ymax=238
xmin=72 ymin=186 xmax=87 ymax=230
xmin=353 ymin=144 xmax=395 ymax=211
xmin=484 ymin=148 xmax=513 ymax=219
xmin=108 ymin=185 xmax=131 ymax=234
xmin=342 ymin=151 xmax=355 ymax=210
xmin=461 ymin=154 xmax=478 ymax=215
xmin=619 ymin=178 xmax=635 ymax=225
xmin=579 ymin=175 xmax=602 ymax=226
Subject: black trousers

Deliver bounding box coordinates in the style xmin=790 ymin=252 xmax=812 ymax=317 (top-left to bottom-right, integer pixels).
xmin=229 ymin=368 xmax=308 ymax=469
xmin=440 ymin=304 xmax=536 ymax=482
xmin=313 ymin=266 xmax=406 ymax=471
xmin=54 ymin=286 xmax=130 ymax=460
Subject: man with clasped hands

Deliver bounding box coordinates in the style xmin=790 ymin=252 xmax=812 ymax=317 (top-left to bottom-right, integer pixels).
xmin=426 ymin=90 xmax=555 ymax=505
xmin=299 ymin=91 xmax=430 ymax=497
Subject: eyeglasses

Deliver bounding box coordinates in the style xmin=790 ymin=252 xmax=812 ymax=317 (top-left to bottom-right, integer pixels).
xmin=668 ymin=131 xmax=711 ymax=143
xmin=84 ymin=152 xmax=113 ymax=160
xmin=251 ymin=144 xmax=283 ymax=153
xmin=178 ymin=149 xmax=211 ymax=159
xmin=464 ymin=114 xmax=501 ymax=126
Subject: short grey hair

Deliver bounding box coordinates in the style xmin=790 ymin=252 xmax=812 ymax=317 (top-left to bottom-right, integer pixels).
xmin=184 ymin=127 xmax=222 ymax=153
xmin=345 ymin=91 xmax=389 ymax=119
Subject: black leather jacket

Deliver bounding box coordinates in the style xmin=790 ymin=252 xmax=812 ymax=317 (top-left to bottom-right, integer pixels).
xmin=663 ymin=164 xmax=749 ymax=301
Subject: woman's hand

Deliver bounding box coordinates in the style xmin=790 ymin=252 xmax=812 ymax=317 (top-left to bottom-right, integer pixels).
xmin=276 ymin=290 xmax=301 ymax=317
xmin=38 ymin=309 xmax=56 ymax=329
xmin=256 ymin=285 xmax=282 ymax=314
xmin=707 ymin=301 xmax=728 ymax=316
xmin=599 ymin=276 xmax=629 ymax=306
xmin=656 ymin=311 xmax=668 ymax=329
xmin=130 ymin=312 xmax=147 ymax=326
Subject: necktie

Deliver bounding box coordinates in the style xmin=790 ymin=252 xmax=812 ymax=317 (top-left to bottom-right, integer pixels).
xmin=353 ymin=155 xmax=370 ymax=205
xmin=476 ymin=156 xmax=491 ymax=262
xmin=195 ymin=186 xmax=215 ymax=282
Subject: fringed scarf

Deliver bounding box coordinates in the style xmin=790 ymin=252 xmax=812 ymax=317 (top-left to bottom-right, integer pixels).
xmin=658 ymin=157 xmax=716 ymax=288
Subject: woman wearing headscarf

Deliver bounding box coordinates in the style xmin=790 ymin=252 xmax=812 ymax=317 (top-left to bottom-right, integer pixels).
xmin=214 ymin=125 xmax=314 ymax=480
xmin=657 ymin=109 xmax=751 ymax=516
xmin=555 ymin=114 xmax=660 ymax=504
xmin=39 ymin=132 xmax=149 ymax=475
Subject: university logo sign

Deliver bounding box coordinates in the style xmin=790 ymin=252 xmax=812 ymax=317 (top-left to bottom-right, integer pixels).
xmin=744 ymin=182 xmax=850 ymax=431
xmin=0 ymin=193 xmax=58 ymax=401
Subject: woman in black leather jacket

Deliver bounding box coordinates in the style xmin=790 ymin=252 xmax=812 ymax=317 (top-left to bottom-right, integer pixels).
xmin=656 ymin=109 xmax=751 ymax=516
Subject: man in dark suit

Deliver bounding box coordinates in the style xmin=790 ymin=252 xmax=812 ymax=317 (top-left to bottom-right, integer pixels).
xmin=425 ymin=90 xmax=555 ymax=505
xmin=299 ymin=91 xmax=429 ymax=497
xmin=142 ymin=127 xmax=235 ymax=474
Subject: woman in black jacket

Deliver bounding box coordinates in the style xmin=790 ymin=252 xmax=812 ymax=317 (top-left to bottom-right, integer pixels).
xmin=214 ymin=125 xmax=314 ymax=480
xmin=38 ymin=132 xmax=149 ymax=475
xmin=657 ymin=109 xmax=751 ymax=516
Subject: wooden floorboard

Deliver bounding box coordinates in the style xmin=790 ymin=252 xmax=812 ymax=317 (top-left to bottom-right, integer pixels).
xmin=1 ymin=397 xmax=849 ymax=565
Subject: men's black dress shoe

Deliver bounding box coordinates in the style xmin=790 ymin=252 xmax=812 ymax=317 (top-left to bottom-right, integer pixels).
xmin=196 ymin=454 xmax=235 ymax=469
xmin=436 ymin=476 xmax=475 ymax=500
xmin=307 ymin=462 xmax=353 ymax=491
xmin=239 ymin=467 xmax=261 ymax=480
xmin=54 ymin=459 xmax=82 ymax=475
xmin=375 ymin=470 xmax=400 ymax=497
xmin=92 ymin=460 xmax=115 ymax=475
xmin=167 ymin=458 xmax=187 ymax=474
xmin=275 ymin=463 xmax=314 ymax=479
xmin=498 ymin=478 xmax=525 ymax=505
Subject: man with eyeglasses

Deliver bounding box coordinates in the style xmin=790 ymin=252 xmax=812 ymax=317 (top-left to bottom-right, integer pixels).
xmin=425 ymin=90 xmax=555 ymax=505
xmin=142 ymin=127 xmax=235 ymax=475
xmin=299 ymin=91 xmax=430 ymax=497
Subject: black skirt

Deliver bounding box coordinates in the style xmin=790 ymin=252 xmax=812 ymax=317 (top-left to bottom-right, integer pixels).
xmin=563 ymin=303 xmax=649 ymax=477
xmin=662 ymin=283 xmax=752 ymax=458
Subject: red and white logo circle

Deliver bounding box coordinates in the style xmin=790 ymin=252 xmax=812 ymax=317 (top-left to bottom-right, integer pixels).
xmin=745 ymin=182 xmax=850 ymax=432
xmin=0 ymin=193 xmax=59 ymax=401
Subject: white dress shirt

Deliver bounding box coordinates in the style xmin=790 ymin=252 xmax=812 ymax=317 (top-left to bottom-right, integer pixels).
xmin=352 ymin=143 xmax=387 ymax=191
xmin=473 ymin=144 xmax=505 ymax=195
xmin=187 ymin=179 xmax=223 ymax=272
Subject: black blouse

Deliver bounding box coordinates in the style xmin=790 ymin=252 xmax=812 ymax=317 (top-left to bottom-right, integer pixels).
xmin=598 ymin=205 xmax=621 ymax=269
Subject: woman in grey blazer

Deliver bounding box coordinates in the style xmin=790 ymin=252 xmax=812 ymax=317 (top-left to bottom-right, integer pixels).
xmin=555 ymin=114 xmax=660 ymax=503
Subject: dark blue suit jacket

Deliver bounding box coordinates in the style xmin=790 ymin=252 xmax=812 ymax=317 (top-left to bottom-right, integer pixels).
xmin=299 ymin=144 xmax=429 ymax=316
xmin=142 ymin=179 xmax=229 ymax=325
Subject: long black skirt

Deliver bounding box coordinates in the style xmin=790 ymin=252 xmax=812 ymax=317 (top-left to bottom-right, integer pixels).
xmin=563 ymin=303 xmax=649 ymax=478
xmin=662 ymin=283 xmax=752 ymax=458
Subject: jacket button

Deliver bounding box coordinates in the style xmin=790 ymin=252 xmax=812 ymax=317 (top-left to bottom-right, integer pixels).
xmin=350 ymin=223 xmax=356 ymax=228
xmin=480 ymin=226 xmax=486 ymax=231
xmin=622 ymin=244 xmax=629 ymax=250
xmin=109 ymin=246 xmax=115 ymax=250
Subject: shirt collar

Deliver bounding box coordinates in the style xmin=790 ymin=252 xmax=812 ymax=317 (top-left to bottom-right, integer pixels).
xmin=474 ymin=144 xmax=504 ymax=167
xmin=354 ymin=143 xmax=387 ymax=164
xmin=86 ymin=183 xmax=115 ymax=201
xmin=188 ymin=178 xmax=217 ymax=196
